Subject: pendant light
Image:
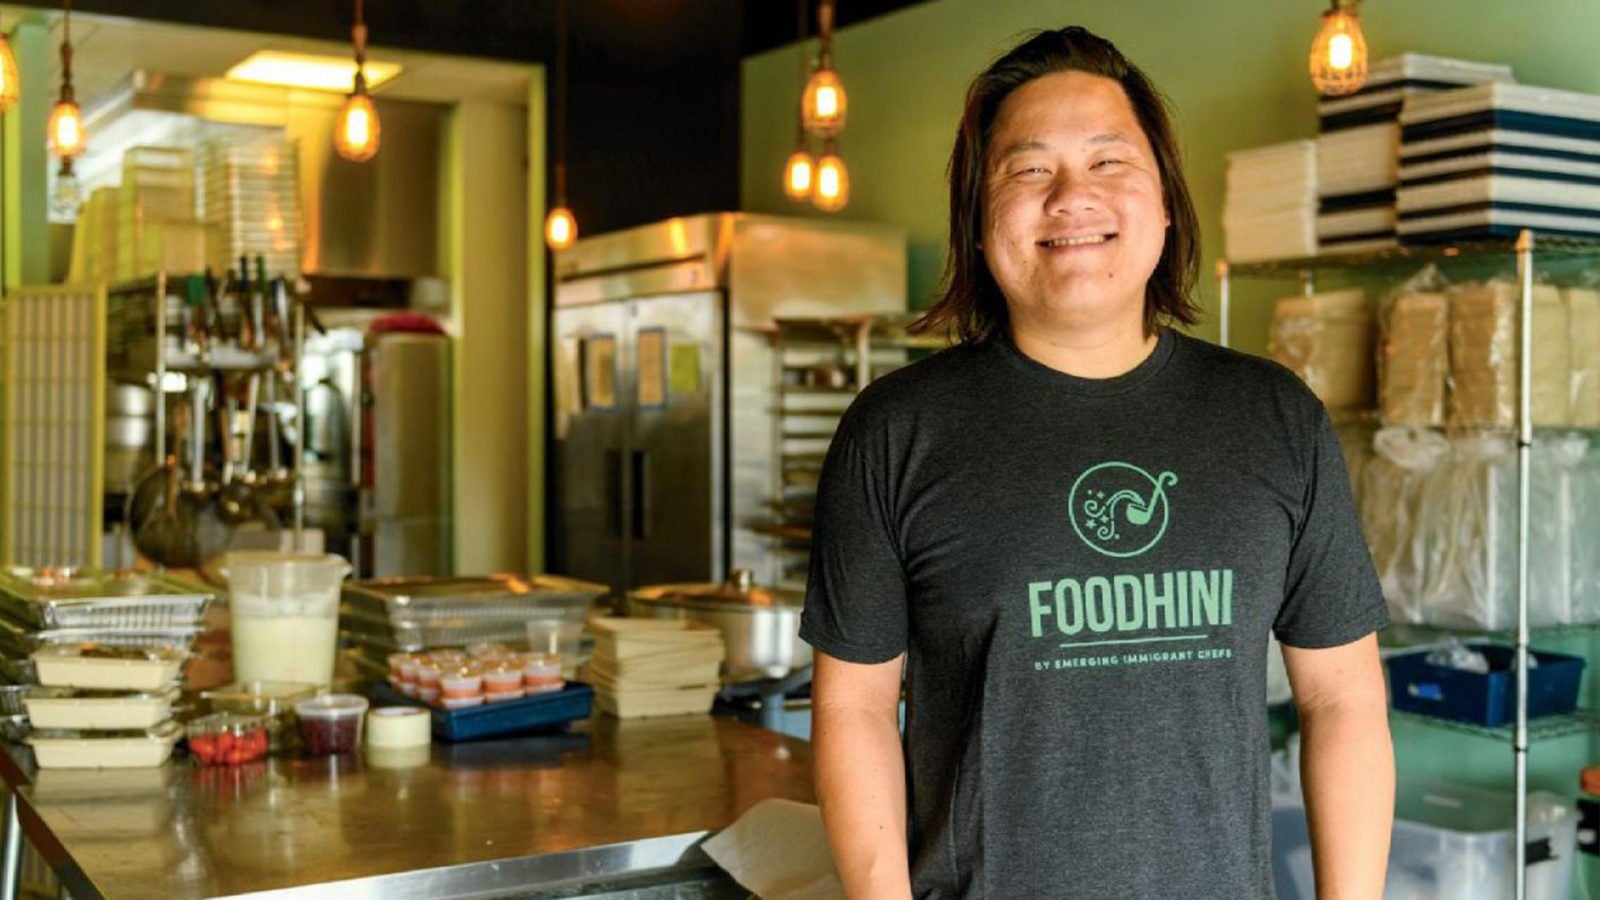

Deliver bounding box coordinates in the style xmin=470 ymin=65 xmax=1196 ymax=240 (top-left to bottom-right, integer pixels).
xmin=0 ymin=15 xmax=20 ymax=114
xmin=334 ymin=0 xmax=381 ymax=162
xmin=783 ymin=128 xmax=815 ymax=201
xmin=781 ymin=0 xmax=814 ymax=201
xmin=814 ymin=139 xmax=849 ymax=212
xmin=544 ymin=0 xmax=577 ymax=251
xmin=47 ymin=0 xmax=84 ymax=161
xmin=801 ymin=0 xmax=847 ymax=139
xmin=1309 ymin=0 xmax=1368 ymax=97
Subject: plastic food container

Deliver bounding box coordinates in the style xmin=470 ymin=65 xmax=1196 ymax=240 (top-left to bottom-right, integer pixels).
xmin=222 ymin=551 xmax=350 ymax=688
xmin=526 ymin=618 xmax=585 ymax=669
xmin=0 ymin=714 xmax=30 ymax=742
xmin=27 ymin=721 xmax=182 ymax=769
xmin=415 ymin=661 xmax=442 ymax=692
xmin=439 ymin=667 xmax=483 ymax=700
xmin=31 ymin=644 xmax=186 ymax=691
xmin=295 ymin=694 xmax=367 ymax=755
xmin=186 ymin=713 xmax=271 ymax=766
xmin=481 ymin=663 xmax=521 ymax=695
xmin=440 ymin=696 xmax=483 ymax=710
xmin=523 ymin=653 xmax=564 ymax=694
xmin=0 ymin=684 xmax=26 ymax=716
xmin=200 ymin=681 xmax=319 ymax=752
xmin=24 ymin=686 xmax=178 ymax=731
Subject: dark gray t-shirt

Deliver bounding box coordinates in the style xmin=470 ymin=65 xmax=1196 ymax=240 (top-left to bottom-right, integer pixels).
xmin=800 ymin=327 xmax=1388 ymax=900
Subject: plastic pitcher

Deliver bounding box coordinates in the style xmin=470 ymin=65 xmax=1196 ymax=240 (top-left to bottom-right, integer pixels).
xmin=221 ymin=551 xmax=351 ymax=688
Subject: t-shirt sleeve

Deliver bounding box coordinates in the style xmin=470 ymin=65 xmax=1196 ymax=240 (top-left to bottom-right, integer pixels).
xmin=799 ymin=427 xmax=910 ymax=664
xmin=1273 ymin=405 xmax=1390 ymax=648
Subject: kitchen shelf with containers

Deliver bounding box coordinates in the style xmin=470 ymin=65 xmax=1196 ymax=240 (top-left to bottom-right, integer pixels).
xmin=754 ymin=313 xmax=949 ymax=591
xmin=1221 ymin=234 xmax=1600 ymax=742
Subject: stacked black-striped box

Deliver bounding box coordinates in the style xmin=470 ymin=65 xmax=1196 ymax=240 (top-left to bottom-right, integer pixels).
xmin=1398 ymin=82 xmax=1600 ymax=243
xmin=1317 ymin=54 xmax=1514 ymax=254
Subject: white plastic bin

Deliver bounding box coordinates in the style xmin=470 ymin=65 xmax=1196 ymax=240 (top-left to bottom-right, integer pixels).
xmin=1279 ymin=777 xmax=1578 ymax=900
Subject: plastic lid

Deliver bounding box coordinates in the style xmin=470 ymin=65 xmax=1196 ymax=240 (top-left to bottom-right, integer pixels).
xmin=294 ymin=694 xmax=369 ymax=720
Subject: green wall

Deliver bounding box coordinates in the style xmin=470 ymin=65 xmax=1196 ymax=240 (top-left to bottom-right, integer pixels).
xmin=744 ymin=1 xmax=1600 ymax=889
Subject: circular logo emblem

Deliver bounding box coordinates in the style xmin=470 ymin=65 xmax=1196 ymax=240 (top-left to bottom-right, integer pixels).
xmin=1068 ymin=462 xmax=1178 ymax=558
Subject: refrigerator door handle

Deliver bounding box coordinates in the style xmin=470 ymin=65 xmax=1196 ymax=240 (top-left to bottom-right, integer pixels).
xmin=632 ymin=450 xmax=651 ymax=540
xmin=606 ymin=449 xmax=624 ymax=539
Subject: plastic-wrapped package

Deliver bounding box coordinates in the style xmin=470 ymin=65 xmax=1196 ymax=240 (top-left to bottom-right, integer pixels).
xmin=1334 ymin=418 xmax=1376 ymax=494
xmin=1563 ymin=285 xmax=1600 ymax=427
xmin=1269 ymin=289 xmax=1374 ymax=411
xmin=1571 ymin=440 xmax=1600 ymax=625
xmin=1414 ymin=435 xmax=1587 ymax=630
xmin=1446 ymin=280 xmax=1571 ymax=428
xmin=1445 ymin=280 xmax=1516 ymax=429
xmin=1360 ymin=427 xmax=1448 ymax=623
xmin=1379 ymin=267 xmax=1450 ymax=427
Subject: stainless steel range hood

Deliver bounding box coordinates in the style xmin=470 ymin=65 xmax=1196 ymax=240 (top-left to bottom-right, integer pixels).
xmin=83 ymin=71 xmax=444 ymax=280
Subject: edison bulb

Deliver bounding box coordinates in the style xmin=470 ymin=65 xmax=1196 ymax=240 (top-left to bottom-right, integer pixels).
xmin=47 ymin=99 xmax=85 ymax=159
xmin=0 ymin=35 xmax=19 ymax=113
xmin=545 ymin=206 xmax=577 ymax=250
xmin=814 ymin=151 xmax=849 ymax=212
xmin=802 ymin=68 xmax=848 ymax=138
xmin=335 ymin=90 xmax=381 ymax=162
xmin=1309 ymin=5 xmax=1368 ymax=96
xmin=783 ymin=149 xmax=815 ymax=200
xmin=52 ymin=164 xmax=81 ymax=217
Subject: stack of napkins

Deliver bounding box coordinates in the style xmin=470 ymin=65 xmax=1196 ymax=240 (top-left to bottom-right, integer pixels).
xmin=1317 ymin=54 xmax=1514 ymax=255
xmin=1317 ymin=124 xmax=1400 ymax=253
xmin=582 ymin=617 xmax=725 ymax=719
xmin=1318 ymin=53 xmax=1515 ymax=133
xmin=1223 ymin=141 xmax=1317 ymax=262
xmin=1399 ymin=83 xmax=1600 ymax=242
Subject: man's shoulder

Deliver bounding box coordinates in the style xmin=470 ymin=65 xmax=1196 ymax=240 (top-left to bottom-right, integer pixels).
xmin=834 ymin=340 xmax=995 ymax=439
xmin=1171 ymin=330 xmax=1324 ymax=411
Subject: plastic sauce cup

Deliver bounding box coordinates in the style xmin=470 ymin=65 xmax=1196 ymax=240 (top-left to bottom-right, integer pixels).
xmin=294 ymin=694 xmax=369 ymax=755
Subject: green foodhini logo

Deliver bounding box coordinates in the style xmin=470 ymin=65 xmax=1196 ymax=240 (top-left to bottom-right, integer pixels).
xmin=1069 ymin=461 xmax=1177 ymax=558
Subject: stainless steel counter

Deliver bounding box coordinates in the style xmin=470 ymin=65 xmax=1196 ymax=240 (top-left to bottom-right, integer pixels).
xmin=0 ymin=715 xmax=815 ymax=899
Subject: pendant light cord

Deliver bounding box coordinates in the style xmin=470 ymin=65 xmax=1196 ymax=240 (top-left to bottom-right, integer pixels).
xmin=555 ymin=0 xmax=569 ymax=204
xmin=795 ymin=0 xmax=808 ymax=137
xmin=59 ymin=0 xmax=72 ymax=99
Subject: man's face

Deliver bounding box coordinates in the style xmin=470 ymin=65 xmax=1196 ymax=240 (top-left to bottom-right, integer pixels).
xmin=981 ymin=71 xmax=1169 ymax=329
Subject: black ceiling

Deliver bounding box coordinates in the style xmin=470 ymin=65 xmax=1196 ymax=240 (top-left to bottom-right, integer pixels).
xmin=741 ymin=0 xmax=934 ymax=57
xmin=8 ymin=0 xmax=936 ymax=63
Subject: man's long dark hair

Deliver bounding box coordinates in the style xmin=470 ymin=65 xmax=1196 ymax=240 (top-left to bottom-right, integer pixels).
xmin=912 ymin=26 xmax=1202 ymax=343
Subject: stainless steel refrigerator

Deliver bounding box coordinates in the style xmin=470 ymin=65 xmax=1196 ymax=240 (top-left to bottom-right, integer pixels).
xmin=551 ymin=213 xmax=906 ymax=595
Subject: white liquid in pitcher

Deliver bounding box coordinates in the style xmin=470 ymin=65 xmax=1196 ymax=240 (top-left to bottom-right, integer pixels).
xmin=231 ymin=612 xmax=339 ymax=687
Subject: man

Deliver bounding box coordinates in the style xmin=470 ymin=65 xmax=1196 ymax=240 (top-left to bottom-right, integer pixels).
xmin=801 ymin=26 xmax=1394 ymax=899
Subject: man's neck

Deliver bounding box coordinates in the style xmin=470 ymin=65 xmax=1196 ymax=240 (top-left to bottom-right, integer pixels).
xmin=1008 ymin=312 xmax=1159 ymax=379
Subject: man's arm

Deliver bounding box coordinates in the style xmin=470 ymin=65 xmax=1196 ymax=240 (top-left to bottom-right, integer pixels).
xmin=812 ymin=649 xmax=913 ymax=899
xmin=1283 ymin=632 xmax=1393 ymax=900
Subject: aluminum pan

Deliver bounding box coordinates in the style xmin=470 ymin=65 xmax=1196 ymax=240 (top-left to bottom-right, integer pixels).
xmin=0 ymin=568 xmax=213 ymax=629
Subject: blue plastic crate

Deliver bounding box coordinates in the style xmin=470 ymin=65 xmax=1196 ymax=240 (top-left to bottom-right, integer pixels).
xmin=1386 ymin=644 xmax=1585 ymax=727
xmin=370 ymin=681 xmax=594 ymax=742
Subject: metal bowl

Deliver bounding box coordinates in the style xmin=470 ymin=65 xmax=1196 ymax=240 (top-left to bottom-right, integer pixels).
xmin=626 ymin=570 xmax=809 ymax=683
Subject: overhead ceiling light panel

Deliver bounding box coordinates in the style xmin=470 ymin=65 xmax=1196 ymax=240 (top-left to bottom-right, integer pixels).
xmin=226 ymin=50 xmax=401 ymax=92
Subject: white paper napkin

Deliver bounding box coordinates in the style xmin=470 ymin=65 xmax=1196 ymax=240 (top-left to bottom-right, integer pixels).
xmin=703 ymin=799 xmax=846 ymax=900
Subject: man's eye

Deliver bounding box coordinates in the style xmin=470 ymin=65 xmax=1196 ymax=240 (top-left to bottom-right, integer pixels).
xmin=1092 ymin=159 xmax=1125 ymax=170
xmin=1013 ymin=166 xmax=1049 ymax=177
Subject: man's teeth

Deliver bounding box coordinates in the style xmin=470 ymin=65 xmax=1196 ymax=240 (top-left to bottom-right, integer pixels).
xmin=1042 ymin=234 xmax=1111 ymax=247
